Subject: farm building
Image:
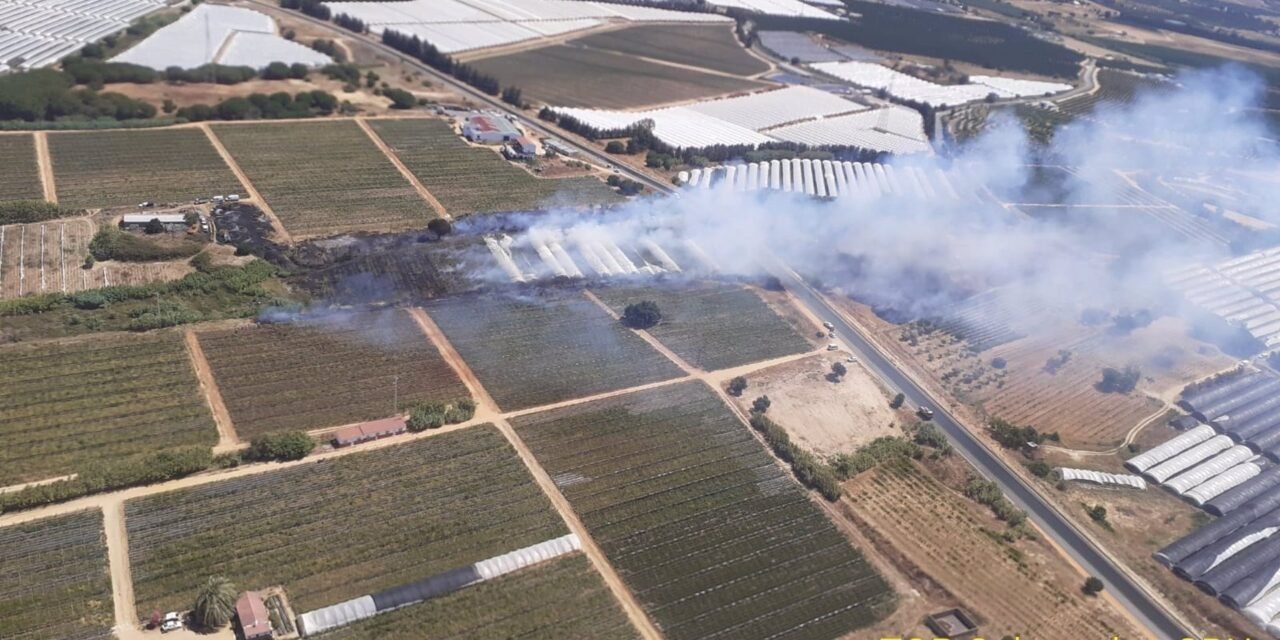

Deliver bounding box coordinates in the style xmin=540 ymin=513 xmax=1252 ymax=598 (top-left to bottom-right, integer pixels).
xmin=502 ymin=137 xmax=538 ymax=159
xmin=119 ymin=213 xmax=187 ymax=232
xmin=331 ymin=417 xmax=408 ymax=447
xmin=461 ymin=113 xmax=522 ymax=144
xmin=235 ymin=591 xmax=273 ymax=640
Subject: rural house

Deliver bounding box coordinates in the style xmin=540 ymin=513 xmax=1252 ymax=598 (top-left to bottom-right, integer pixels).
xmin=332 ymin=417 xmax=408 ymax=448
xmin=235 ymin=591 xmax=273 ymax=640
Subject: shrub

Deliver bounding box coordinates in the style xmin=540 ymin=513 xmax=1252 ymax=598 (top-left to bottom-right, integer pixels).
xmin=890 ymin=392 xmax=905 ymax=409
xmin=384 ymin=88 xmax=416 ymax=109
xmin=89 ymin=228 xmax=202 ymax=262
xmin=727 ymin=376 xmax=748 ymax=397
xmin=245 ymin=431 xmax=315 ymax=462
xmin=1097 ymin=366 xmax=1141 ymax=393
xmin=912 ymin=422 xmax=950 ymax=452
xmin=605 ymin=140 xmax=625 ymax=154
xmin=1026 ymin=461 xmax=1052 ymax=478
xmin=830 ymin=437 xmax=920 ymax=479
xmin=1082 ymin=577 xmax=1104 ymax=596
xmin=407 ymin=398 xmax=474 ymax=432
xmin=751 ymin=395 xmax=771 ymax=414
xmin=621 ymin=300 xmax=661 ymax=329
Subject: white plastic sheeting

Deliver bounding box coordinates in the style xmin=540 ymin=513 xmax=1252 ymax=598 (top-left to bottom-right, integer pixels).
xmin=698 ymin=0 xmax=841 ymax=19
xmin=685 ymin=86 xmax=863 ymax=131
xmin=1187 ymin=462 xmax=1265 ymax=505
xmin=552 ymin=106 xmax=772 ymax=148
xmin=1165 ymin=446 xmax=1257 ymax=494
xmin=811 ymin=61 xmax=1072 ymax=107
xmin=1058 ymin=468 xmax=1147 ymax=490
xmin=1125 ymin=424 xmax=1217 ymax=473
xmin=1145 ymin=435 xmax=1236 ymax=484
xmin=768 ymin=106 xmax=930 ymax=154
xmin=218 ymin=31 xmax=333 ymax=68
xmin=299 ymin=596 xmax=377 ymax=636
xmin=681 ymin=161 xmax=966 ymax=199
xmin=1245 ymin=586 xmax=1280 ymax=627
xmin=476 ymin=533 xmax=581 ymax=579
xmin=0 ymin=0 xmax=167 ymax=70
xmin=114 ymin=4 xmax=331 ymax=70
xmin=1168 ymin=248 xmax=1280 ymax=348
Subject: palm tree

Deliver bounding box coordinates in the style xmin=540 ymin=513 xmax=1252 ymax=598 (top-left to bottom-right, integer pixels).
xmin=192 ymin=576 xmax=237 ymax=629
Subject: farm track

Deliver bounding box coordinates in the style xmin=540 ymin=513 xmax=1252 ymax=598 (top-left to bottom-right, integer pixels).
xmin=33 ymin=131 xmax=56 ymax=203
xmin=182 ymin=329 xmax=239 ymax=452
xmin=198 ymin=123 xmax=290 ymax=243
xmin=355 ymin=117 xmax=449 ymax=220
xmin=104 ymin=501 xmax=140 ymax=639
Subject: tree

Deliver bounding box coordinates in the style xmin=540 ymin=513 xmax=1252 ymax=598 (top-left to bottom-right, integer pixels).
xmin=1026 ymin=460 xmax=1052 ymax=478
xmin=890 ymin=392 xmax=905 ymax=409
xmin=246 ymin=431 xmax=314 ymax=461
xmin=728 ymin=376 xmax=748 ymax=397
xmin=604 ymin=140 xmax=625 ymax=154
xmin=289 ymin=62 xmax=309 ymax=79
xmin=1097 ymin=366 xmax=1141 ymax=394
xmin=500 ymin=85 xmax=522 ymax=106
xmin=144 ymin=218 xmax=164 ymax=234
xmin=192 ymin=576 xmax=237 ymax=628
xmin=427 ymin=218 xmax=452 ymax=237
xmin=384 ymin=88 xmax=415 ymax=109
xmin=622 ymin=301 xmax=661 ymax=329
xmin=161 ymin=98 xmax=176 ymax=114
xmin=261 ymin=61 xmax=291 ymax=80
xmin=752 ymin=395 xmax=771 ymax=414
xmin=991 ymin=356 xmax=1006 ymax=369
xmin=1082 ymin=577 xmax=1104 ymax=596
xmin=830 ymin=362 xmax=847 ymax=379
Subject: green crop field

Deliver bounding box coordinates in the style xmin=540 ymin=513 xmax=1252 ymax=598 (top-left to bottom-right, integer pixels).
xmin=48 ymin=129 xmax=241 ymax=209
xmin=513 ymin=383 xmax=895 ymax=640
xmin=0 ymin=332 xmax=217 ymax=486
xmin=321 ymin=554 xmax=636 ymax=640
xmin=0 ymin=134 xmax=43 ymax=202
xmin=573 ymin=24 xmax=770 ymax=77
xmin=470 ymin=45 xmax=771 ymax=109
xmin=212 ymin=121 xmax=430 ymax=237
xmin=125 ymin=426 xmax=566 ymax=617
xmin=425 ymin=295 xmax=682 ymax=411
xmin=0 ymin=510 xmax=113 ymax=640
xmin=594 ymin=284 xmax=811 ymax=370
xmin=196 ymin=309 xmax=468 ymax=437
xmin=369 ymin=118 xmax=620 ymax=216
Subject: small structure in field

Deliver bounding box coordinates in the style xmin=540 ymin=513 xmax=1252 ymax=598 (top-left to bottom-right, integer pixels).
xmin=462 ymin=113 xmax=522 ymax=144
xmin=925 ymin=608 xmax=978 ymax=639
xmin=503 ymin=136 xmax=538 ymax=160
xmin=120 ymin=213 xmax=187 ymax=232
xmin=236 ymin=591 xmax=274 ymax=640
xmin=332 ymin=417 xmax=408 ymax=448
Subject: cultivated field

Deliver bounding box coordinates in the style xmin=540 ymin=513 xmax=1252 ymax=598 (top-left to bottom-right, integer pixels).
xmin=593 ymin=283 xmax=811 ymax=371
xmin=292 ymin=242 xmax=472 ymax=304
xmin=572 ymin=24 xmax=770 ymax=76
xmin=845 ymin=458 xmax=1136 ymax=638
xmin=320 ymin=554 xmax=636 ymax=640
xmin=513 ymin=383 xmax=895 ymax=640
xmin=211 ymin=121 xmax=429 ymax=237
xmin=0 ymin=218 xmax=93 ymax=299
xmin=1056 ymin=70 xmax=1168 ymax=117
xmin=425 ymin=295 xmax=682 ymax=411
xmin=0 ymin=332 xmax=217 ymax=486
xmin=369 ymin=118 xmax=619 ymax=216
xmin=0 ymin=134 xmax=43 ymax=202
xmin=48 ymin=129 xmax=242 ymax=209
xmin=470 ymin=45 xmax=771 ymax=109
xmin=126 ymin=426 xmax=566 ymax=616
xmin=0 ymin=510 xmax=113 ymax=640
xmin=195 ymin=309 xmax=468 ymax=437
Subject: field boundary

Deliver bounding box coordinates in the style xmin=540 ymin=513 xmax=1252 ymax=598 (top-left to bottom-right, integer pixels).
xmin=33 ymin=132 xmax=56 ymax=204
xmin=356 ymin=117 xmax=451 ymax=220
xmin=183 ymin=329 xmax=240 ymax=451
xmin=407 ymin=307 xmax=497 ymax=416
xmin=582 ymin=289 xmax=701 ymax=373
xmin=198 ymin=123 xmax=292 ymax=243
xmin=103 ymin=501 xmax=140 ymax=638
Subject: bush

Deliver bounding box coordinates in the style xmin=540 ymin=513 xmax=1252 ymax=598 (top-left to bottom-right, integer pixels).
xmin=987 ymin=417 xmax=1044 ymax=450
xmin=621 ymin=300 xmax=661 ymax=329
xmin=384 ymin=88 xmax=416 ymax=109
xmin=912 ymin=422 xmax=950 ymax=452
xmin=605 ymin=140 xmax=625 ymax=154
xmin=1082 ymin=577 xmax=1105 ymax=596
xmin=1026 ymin=461 xmax=1052 ymax=478
xmin=830 ymin=437 xmax=920 ymax=479
xmin=246 ymin=431 xmax=315 ymax=462
xmin=1097 ymin=366 xmax=1141 ymax=394
xmin=427 ymin=218 xmax=452 ymax=237
xmin=0 ymin=201 xmax=75 ymax=225
xmin=889 ymin=392 xmax=905 ymax=409
xmin=407 ymin=398 xmax=475 ymax=432
xmin=89 ymin=228 xmax=202 ymax=262
xmin=751 ymin=395 xmax=771 ymax=414
xmin=990 ymin=356 xmax=1007 ymax=369
xmin=964 ymin=475 xmax=1026 ymax=527
xmin=727 ymin=376 xmax=748 ymax=397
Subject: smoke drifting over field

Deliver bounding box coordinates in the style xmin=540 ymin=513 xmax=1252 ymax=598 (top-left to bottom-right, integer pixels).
xmin=514 ymin=66 xmax=1280 ymax=325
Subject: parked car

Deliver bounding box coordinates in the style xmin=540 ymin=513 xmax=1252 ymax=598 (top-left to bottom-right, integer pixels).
xmin=160 ymin=612 xmax=183 ymax=633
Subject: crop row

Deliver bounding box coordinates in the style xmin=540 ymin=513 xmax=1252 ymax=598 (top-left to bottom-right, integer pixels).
xmin=0 ymin=509 xmax=113 ymax=640
xmin=125 ymin=425 xmax=564 ymax=616
xmin=594 ymin=284 xmax=811 ymax=371
xmin=512 ymin=382 xmax=894 ymax=640
xmin=0 ymin=134 xmax=43 ymax=202
xmin=196 ymin=309 xmax=468 ymax=437
xmin=0 ymin=332 xmax=216 ymax=486
xmin=212 ymin=121 xmax=431 ymax=237
xmin=49 ymin=129 xmax=242 ymax=209
xmin=369 ymin=118 xmax=619 ymax=216
xmin=426 ymin=295 xmax=682 ymax=411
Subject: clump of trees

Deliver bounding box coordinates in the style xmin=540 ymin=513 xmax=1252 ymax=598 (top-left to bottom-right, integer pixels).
xmin=0 ymin=447 xmax=212 ymax=513
xmin=606 ymin=174 xmax=645 ymax=196
xmin=333 ymin=13 xmax=366 ymax=33
xmin=0 ymin=201 xmax=75 ymax=225
xmin=1097 ymin=365 xmax=1141 ymax=394
xmin=830 ymin=436 xmax=921 ymax=479
xmin=175 ymin=90 xmax=340 ymax=122
xmin=311 ymin=39 xmax=345 ymax=62
xmin=1043 ymin=349 xmax=1072 ymax=373
xmin=500 ymin=86 xmax=523 ymax=107
xmin=89 ymin=228 xmax=203 ymax=262
xmin=246 ymin=431 xmax=315 ymax=462
xmin=727 ymin=376 xmax=748 ymax=397
xmin=280 ymin=0 xmax=330 ymax=19
xmin=751 ymin=395 xmax=771 ymax=414
xmin=622 ymin=301 xmax=661 ymax=329
xmin=964 ymin=475 xmax=1027 ymax=527
xmin=911 ymin=422 xmax=950 ymax=453
xmin=988 ymin=417 xmax=1058 ymax=450
xmin=0 ymin=68 xmax=155 ymax=122
xmin=407 ymin=398 xmax=476 ymax=431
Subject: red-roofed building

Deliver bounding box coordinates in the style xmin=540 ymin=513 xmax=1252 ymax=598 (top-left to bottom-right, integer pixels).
xmin=235 ymin=592 xmax=273 ymax=640
xmin=462 ymin=113 xmax=522 ymax=144
xmin=332 ymin=417 xmax=408 ymax=448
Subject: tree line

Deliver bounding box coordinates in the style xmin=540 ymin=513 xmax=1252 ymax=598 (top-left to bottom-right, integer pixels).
xmin=381 ymin=29 xmax=509 ymax=97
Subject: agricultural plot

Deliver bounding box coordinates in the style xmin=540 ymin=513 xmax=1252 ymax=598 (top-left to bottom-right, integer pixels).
xmin=48 ymin=129 xmax=242 ymax=209
xmin=196 ymin=308 xmax=468 ymax=437
xmin=0 ymin=218 xmax=96 ymax=299
xmin=0 ymin=134 xmax=43 ymax=202
xmin=369 ymin=118 xmax=619 ymax=216
xmin=0 ymin=332 xmax=216 ymax=486
xmin=845 ymin=458 xmax=1136 ymax=638
xmin=211 ymin=121 xmax=429 ymax=237
xmin=425 ymin=295 xmax=682 ymax=411
xmin=1057 ymin=70 xmax=1168 ymax=117
xmin=0 ymin=510 xmax=113 ymax=640
xmin=126 ymin=426 xmax=566 ymax=617
xmin=593 ymin=283 xmax=811 ymax=370
xmin=469 ymin=45 xmax=771 ymax=109
xmin=320 ymin=554 xmax=636 ymax=640
xmin=572 ymin=24 xmax=770 ymax=76
xmin=292 ymin=242 xmax=473 ymax=304
xmin=513 ymin=383 xmax=895 ymax=640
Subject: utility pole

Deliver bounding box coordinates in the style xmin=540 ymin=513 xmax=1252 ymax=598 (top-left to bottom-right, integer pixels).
xmin=393 ymin=374 xmax=400 ymax=414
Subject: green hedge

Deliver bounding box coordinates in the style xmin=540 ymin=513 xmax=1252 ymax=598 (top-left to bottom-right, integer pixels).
xmin=0 ymin=447 xmax=212 ymax=513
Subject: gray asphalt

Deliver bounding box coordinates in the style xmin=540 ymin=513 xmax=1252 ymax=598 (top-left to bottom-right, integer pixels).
xmin=771 ymin=261 xmax=1188 ymax=640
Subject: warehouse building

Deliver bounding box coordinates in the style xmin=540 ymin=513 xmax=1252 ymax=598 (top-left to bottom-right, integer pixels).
xmin=461 ymin=113 xmax=522 ymax=144
xmin=120 ymin=213 xmax=187 ymax=232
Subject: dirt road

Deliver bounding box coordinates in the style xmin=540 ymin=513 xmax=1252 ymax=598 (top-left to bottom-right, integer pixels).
xmin=183 ymin=329 xmax=239 ymax=452
xmin=356 ymin=117 xmax=450 ymax=220
xmin=33 ymin=131 xmax=56 ymax=204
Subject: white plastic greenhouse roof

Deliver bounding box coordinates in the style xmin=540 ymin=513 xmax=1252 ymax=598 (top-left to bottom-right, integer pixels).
xmin=811 ymin=61 xmax=1073 ymax=107
xmin=686 ymin=86 xmax=864 ymax=131
xmin=698 ymin=0 xmax=841 ymax=20
xmin=298 ymin=596 xmax=376 ymax=636
xmin=1165 ymin=446 xmax=1257 ymax=494
xmin=1187 ymin=462 xmax=1265 ymax=505
xmin=0 ymin=0 xmax=167 ymax=70
xmin=113 ymin=4 xmax=330 ymax=70
xmin=1125 ymin=424 xmax=1217 ymax=473
xmin=769 ymin=107 xmax=931 ymax=154
xmin=1059 ymin=468 xmax=1147 ymax=490
xmin=681 ymin=160 xmax=967 ymax=200
xmin=1146 ymin=435 xmax=1236 ymax=483
xmin=219 ymin=31 xmax=333 ymax=68
xmin=968 ymin=75 xmax=1072 ymax=97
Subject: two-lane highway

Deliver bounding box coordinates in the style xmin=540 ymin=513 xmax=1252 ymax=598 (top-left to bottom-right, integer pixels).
xmin=770 ymin=260 xmax=1190 ymax=640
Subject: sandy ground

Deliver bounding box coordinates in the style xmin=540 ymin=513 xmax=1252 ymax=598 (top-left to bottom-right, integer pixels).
xmin=183 ymin=329 xmax=240 ymax=452
xmin=737 ymin=352 xmax=898 ymax=456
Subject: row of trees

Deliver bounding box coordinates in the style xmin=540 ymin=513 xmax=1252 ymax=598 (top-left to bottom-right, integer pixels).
xmin=174 ymin=90 xmax=343 ymax=122
xmin=280 ymin=0 xmax=330 ymax=19
xmin=380 ymin=29 xmax=509 ymax=97
xmin=63 ymin=57 xmax=270 ymax=87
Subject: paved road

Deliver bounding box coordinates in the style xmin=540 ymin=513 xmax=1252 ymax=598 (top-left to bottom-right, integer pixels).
xmin=769 ymin=260 xmax=1190 ymax=640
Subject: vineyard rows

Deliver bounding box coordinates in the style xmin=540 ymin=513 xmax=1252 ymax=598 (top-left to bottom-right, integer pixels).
xmin=48 ymin=129 xmax=242 ymax=209
xmin=369 ymin=118 xmax=620 ymax=216
xmin=125 ymin=426 xmax=565 ymax=616
xmin=0 ymin=134 xmax=43 ymax=202
xmin=321 ymin=554 xmax=636 ymax=640
xmin=212 ymin=121 xmax=431 ymax=237
xmin=0 ymin=509 xmax=113 ymax=640
xmin=846 ymin=458 xmax=1134 ymax=638
xmin=0 ymin=332 xmax=217 ymax=485
xmin=425 ymin=295 xmax=682 ymax=411
xmin=932 ymin=290 xmax=1027 ymax=352
xmin=1056 ymin=70 xmax=1168 ymax=118
xmin=594 ymin=284 xmax=811 ymax=371
xmin=512 ymin=383 xmax=894 ymax=640
xmin=195 ymin=308 xmax=468 ymax=437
